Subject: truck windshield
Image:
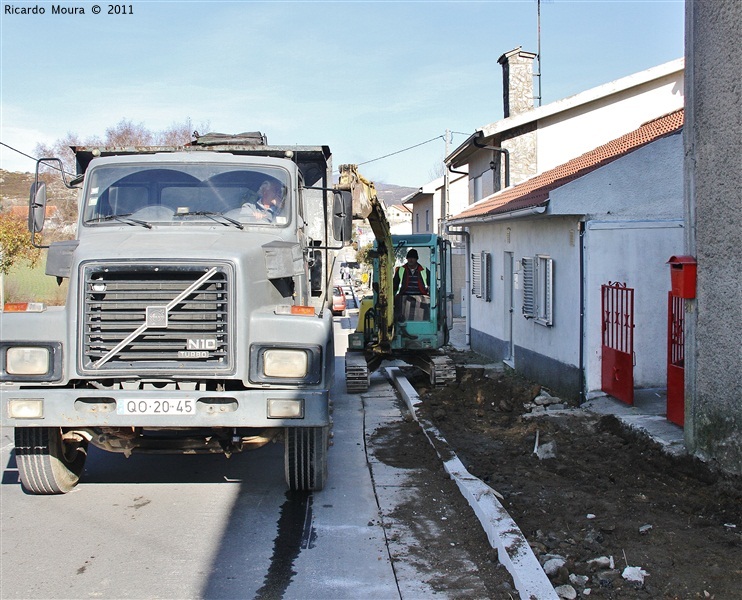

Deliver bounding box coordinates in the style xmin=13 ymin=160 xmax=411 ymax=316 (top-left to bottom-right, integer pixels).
xmin=83 ymin=164 xmax=291 ymax=227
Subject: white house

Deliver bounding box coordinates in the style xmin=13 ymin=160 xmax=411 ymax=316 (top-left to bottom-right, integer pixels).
xmin=404 ymin=169 xmax=469 ymax=235
xmin=448 ymin=110 xmax=685 ymax=401
xmin=447 ymin=49 xmax=684 ymax=205
xmin=405 ymin=170 xmax=469 ymax=315
xmin=384 ymin=201 xmax=412 ymax=235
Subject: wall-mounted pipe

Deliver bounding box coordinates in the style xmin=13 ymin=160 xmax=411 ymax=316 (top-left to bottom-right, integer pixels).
xmin=447 ymin=163 xmax=468 ymax=177
xmin=578 ymin=220 xmax=586 ymax=404
xmin=444 ymin=226 xmax=471 ymax=348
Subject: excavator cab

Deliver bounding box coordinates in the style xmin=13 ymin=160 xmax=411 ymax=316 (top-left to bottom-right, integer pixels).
xmin=386 ymin=234 xmax=451 ymax=351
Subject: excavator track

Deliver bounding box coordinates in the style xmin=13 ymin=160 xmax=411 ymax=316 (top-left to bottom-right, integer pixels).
xmin=345 ymin=351 xmax=370 ymax=393
xmin=402 ymin=351 xmax=457 ymax=388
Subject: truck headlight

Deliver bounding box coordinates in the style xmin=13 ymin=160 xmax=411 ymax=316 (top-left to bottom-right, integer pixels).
xmin=6 ymin=347 xmax=50 ymax=375
xmin=250 ymin=345 xmax=322 ymax=385
xmin=264 ymin=349 xmax=308 ymax=378
xmin=0 ymin=342 xmax=62 ymax=382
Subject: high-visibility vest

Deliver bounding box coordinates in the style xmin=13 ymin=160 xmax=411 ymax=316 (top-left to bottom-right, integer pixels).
xmin=395 ymin=264 xmax=429 ymax=295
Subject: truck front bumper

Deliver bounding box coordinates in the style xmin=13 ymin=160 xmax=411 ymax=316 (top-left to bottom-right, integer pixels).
xmin=1 ymin=386 xmax=330 ymax=428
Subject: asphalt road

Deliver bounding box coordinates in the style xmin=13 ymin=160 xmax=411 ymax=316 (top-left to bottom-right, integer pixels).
xmin=0 ymin=318 xmax=402 ymax=600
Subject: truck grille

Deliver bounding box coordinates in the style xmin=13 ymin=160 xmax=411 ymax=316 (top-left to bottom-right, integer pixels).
xmin=81 ymin=263 xmax=233 ymax=373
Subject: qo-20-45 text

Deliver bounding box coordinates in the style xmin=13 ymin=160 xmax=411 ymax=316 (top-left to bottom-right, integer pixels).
xmin=122 ymin=399 xmax=195 ymax=415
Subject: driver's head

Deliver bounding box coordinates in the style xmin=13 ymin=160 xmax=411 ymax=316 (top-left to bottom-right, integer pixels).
xmin=406 ymin=248 xmax=419 ymax=266
xmin=258 ymin=179 xmax=284 ymax=208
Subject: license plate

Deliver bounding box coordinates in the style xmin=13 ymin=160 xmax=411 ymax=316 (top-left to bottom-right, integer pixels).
xmin=117 ymin=399 xmax=196 ymax=415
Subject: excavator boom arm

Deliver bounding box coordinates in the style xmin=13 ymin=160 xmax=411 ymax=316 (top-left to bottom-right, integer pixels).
xmin=336 ymin=164 xmax=395 ymax=353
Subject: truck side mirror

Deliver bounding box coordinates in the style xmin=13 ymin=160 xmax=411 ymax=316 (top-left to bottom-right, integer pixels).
xmin=332 ymin=191 xmax=352 ymax=242
xmin=29 ymin=181 xmax=47 ymax=234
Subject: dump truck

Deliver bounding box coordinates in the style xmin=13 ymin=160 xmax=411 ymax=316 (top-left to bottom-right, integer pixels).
xmin=0 ymin=132 xmax=352 ymax=494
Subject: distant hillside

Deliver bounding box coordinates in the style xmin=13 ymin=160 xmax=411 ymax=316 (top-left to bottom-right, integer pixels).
xmin=375 ymin=183 xmax=417 ymax=206
xmin=0 ymin=169 xmax=78 ymax=210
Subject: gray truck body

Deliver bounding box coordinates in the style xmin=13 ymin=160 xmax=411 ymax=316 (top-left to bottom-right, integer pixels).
xmin=1 ymin=136 xmax=347 ymax=493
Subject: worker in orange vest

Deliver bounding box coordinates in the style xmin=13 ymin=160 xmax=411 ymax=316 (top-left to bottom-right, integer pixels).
xmin=393 ymin=249 xmax=430 ymax=296
xmin=393 ymin=249 xmax=430 ymax=324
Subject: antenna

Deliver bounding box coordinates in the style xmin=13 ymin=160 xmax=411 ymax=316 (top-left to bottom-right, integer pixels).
xmin=536 ymin=0 xmax=543 ymax=106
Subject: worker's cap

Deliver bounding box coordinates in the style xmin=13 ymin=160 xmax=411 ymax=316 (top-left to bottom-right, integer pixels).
xmin=406 ymin=249 xmax=418 ymax=259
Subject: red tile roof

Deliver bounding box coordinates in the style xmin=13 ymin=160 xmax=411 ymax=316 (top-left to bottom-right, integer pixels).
xmin=451 ymin=109 xmax=684 ymax=222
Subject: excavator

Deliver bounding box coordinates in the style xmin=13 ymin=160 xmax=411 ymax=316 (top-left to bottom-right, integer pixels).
xmin=336 ymin=165 xmax=457 ymax=392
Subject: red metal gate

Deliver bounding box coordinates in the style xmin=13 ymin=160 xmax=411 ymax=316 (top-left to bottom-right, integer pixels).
xmin=667 ymin=293 xmax=685 ymax=426
xmin=601 ymin=282 xmax=635 ymax=405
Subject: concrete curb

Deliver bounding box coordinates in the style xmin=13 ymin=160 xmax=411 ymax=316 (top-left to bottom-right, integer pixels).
xmin=386 ymin=367 xmax=558 ymax=600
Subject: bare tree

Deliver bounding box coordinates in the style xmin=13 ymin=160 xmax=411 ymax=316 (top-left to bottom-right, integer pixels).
xmin=155 ymin=118 xmax=203 ymax=146
xmin=427 ymin=155 xmax=446 ymax=182
xmin=34 ymin=117 xmax=209 ymax=175
xmin=103 ymin=119 xmax=154 ymax=146
xmin=34 ymin=132 xmax=84 ymax=176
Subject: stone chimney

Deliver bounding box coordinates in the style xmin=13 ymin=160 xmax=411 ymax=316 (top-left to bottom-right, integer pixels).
xmin=498 ymin=47 xmax=537 ymax=118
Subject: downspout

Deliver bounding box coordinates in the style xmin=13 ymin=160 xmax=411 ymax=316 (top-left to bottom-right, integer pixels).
xmin=473 ymin=139 xmax=510 ymax=188
xmin=578 ymin=220 xmax=586 ymax=404
xmin=445 ymin=226 xmax=471 ymax=348
xmin=447 ymin=163 xmax=468 ymax=177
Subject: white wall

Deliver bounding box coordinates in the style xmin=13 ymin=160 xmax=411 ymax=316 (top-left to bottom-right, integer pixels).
xmin=469 ymin=216 xmax=582 ymax=369
xmin=550 ymin=134 xmax=685 ymax=393
xmin=411 ymin=196 xmax=434 ymax=233
xmin=550 ymin=133 xmax=683 ymax=220
xmin=446 ymin=172 xmax=469 ymax=219
xmin=538 ymin=73 xmax=684 ymax=172
xmin=584 ymin=221 xmax=684 ymax=393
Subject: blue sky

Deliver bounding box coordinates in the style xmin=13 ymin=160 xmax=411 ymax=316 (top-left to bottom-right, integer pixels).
xmin=1 ymin=0 xmax=684 ymax=187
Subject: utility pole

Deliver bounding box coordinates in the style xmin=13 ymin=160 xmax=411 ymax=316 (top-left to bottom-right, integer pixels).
xmin=442 ymin=129 xmax=451 ymax=237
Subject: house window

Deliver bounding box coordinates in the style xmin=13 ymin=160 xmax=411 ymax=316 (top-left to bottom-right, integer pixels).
xmin=471 ymin=251 xmax=491 ymax=301
xmin=415 ymin=213 xmax=420 ymax=233
xmin=425 ymin=209 xmax=430 ymax=232
xmin=522 ymin=255 xmax=553 ymax=326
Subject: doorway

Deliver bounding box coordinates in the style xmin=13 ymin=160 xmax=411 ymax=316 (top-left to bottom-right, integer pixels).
xmin=504 ymin=252 xmax=515 ymax=366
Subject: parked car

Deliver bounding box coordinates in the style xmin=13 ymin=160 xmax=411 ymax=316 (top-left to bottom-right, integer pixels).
xmin=332 ymin=286 xmax=347 ymax=316
xmin=339 ymin=284 xmax=357 ymax=309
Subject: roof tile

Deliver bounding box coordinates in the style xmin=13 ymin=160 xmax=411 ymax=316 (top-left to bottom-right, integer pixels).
xmin=451 ymin=109 xmax=684 ymax=221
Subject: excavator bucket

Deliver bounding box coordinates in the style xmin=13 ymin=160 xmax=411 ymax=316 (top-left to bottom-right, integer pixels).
xmin=338 ymin=164 xmax=374 ymax=220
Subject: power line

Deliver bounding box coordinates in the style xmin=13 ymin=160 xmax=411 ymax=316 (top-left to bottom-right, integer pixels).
xmin=0 ymin=141 xmax=75 ymax=177
xmin=0 ymin=141 xmax=39 ymax=164
xmin=357 ymin=135 xmax=445 ymax=167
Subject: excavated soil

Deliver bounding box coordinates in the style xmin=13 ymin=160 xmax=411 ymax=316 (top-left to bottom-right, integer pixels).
xmin=396 ymin=354 xmax=742 ymax=599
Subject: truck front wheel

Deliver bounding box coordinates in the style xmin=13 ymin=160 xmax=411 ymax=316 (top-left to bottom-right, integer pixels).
xmin=284 ymin=427 xmax=328 ymax=491
xmin=14 ymin=427 xmax=88 ymax=494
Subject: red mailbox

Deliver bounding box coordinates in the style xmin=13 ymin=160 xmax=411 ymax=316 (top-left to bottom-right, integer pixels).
xmin=667 ymin=255 xmax=697 ymax=299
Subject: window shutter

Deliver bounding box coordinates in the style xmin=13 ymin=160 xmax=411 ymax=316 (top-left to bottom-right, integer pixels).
xmin=522 ymin=257 xmax=536 ymax=318
xmin=481 ymin=251 xmax=492 ymax=302
xmin=542 ymin=257 xmax=553 ymax=325
xmin=471 ymin=253 xmax=481 ymax=297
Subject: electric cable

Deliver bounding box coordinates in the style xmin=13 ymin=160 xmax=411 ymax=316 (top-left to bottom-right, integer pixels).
xmin=0 ymin=141 xmax=75 ymax=177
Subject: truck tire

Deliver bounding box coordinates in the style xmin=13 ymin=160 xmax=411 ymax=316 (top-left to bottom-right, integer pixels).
xmin=14 ymin=427 xmax=88 ymax=494
xmin=285 ymin=427 xmax=328 ymax=491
